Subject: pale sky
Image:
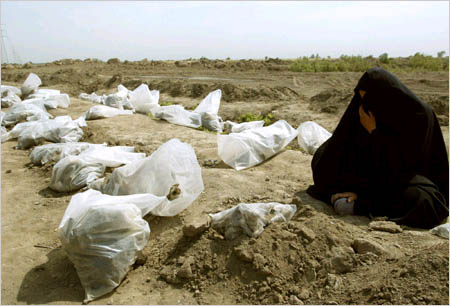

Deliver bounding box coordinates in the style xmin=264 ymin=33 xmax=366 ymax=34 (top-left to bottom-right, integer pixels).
xmin=1 ymin=1 xmax=448 ymax=63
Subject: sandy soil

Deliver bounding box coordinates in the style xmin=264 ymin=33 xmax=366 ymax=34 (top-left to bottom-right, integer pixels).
xmin=1 ymin=61 xmax=449 ymax=305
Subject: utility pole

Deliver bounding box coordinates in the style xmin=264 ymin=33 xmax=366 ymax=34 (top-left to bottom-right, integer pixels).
xmin=1 ymin=24 xmax=21 ymax=64
xmin=1 ymin=24 xmax=10 ymax=64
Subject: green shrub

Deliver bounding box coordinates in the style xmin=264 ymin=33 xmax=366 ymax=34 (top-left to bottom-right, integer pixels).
xmin=238 ymin=112 xmax=277 ymax=126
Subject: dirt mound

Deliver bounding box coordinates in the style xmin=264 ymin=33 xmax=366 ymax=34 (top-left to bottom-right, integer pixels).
xmin=122 ymin=79 xmax=300 ymax=102
xmin=419 ymin=93 xmax=449 ymax=126
xmin=345 ymin=242 xmax=449 ymax=305
xmin=309 ymin=89 xmax=353 ymax=114
xmin=1 ymin=69 xmax=104 ymax=96
xmin=144 ymin=200 xmax=448 ymax=305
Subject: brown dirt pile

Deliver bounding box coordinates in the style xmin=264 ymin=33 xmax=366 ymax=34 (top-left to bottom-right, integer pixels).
xmin=308 ymin=89 xmax=353 ymax=114
xmin=140 ymin=200 xmax=448 ymax=305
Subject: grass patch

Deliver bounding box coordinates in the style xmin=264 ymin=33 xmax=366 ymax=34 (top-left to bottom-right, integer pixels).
xmin=185 ymin=102 xmax=199 ymax=111
xmin=238 ymin=112 xmax=277 ymax=126
xmin=159 ymin=101 xmax=174 ymax=106
xmin=195 ymin=126 xmax=224 ymax=134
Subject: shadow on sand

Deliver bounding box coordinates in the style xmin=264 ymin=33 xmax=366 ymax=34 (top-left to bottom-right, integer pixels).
xmin=16 ymin=248 xmax=84 ymax=304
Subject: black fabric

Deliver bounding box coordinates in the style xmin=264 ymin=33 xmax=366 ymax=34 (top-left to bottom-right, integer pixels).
xmin=307 ymin=67 xmax=449 ymax=228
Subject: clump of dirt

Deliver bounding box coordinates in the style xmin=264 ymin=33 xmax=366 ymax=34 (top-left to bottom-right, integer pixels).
xmin=52 ymin=58 xmax=83 ymax=66
xmin=104 ymin=74 xmax=123 ymax=88
xmin=107 ymin=58 xmax=121 ymax=64
xmin=309 ymin=89 xmax=353 ymax=114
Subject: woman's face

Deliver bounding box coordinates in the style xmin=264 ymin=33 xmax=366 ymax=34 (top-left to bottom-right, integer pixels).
xmin=359 ymin=89 xmax=366 ymax=98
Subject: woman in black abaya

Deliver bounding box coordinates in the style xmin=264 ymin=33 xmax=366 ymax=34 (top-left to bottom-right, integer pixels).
xmin=307 ymin=67 xmax=449 ymax=229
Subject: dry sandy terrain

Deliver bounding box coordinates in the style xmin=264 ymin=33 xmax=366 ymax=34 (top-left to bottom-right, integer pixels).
xmin=1 ymin=60 xmax=449 ymax=305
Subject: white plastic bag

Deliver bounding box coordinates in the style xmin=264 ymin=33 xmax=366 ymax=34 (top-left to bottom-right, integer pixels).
xmin=49 ymin=156 xmax=105 ymax=192
xmin=45 ymin=94 xmax=70 ymax=109
xmin=1 ymin=90 xmax=21 ymax=108
xmin=21 ymin=73 xmax=42 ymax=96
xmin=2 ymin=120 xmax=38 ymax=143
xmin=223 ymin=120 xmax=265 ymax=133
xmin=430 ymin=222 xmax=449 ymax=239
xmin=192 ymin=90 xmax=223 ymax=132
xmin=74 ymin=115 xmax=88 ymax=128
xmin=58 ymin=189 xmax=159 ymax=302
xmin=153 ymin=105 xmax=202 ymax=129
xmin=19 ymin=117 xmax=83 ymax=149
xmin=193 ymin=89 xmax=222 ymax=115
xmin=115 ymin=85 xmax=134 ymax=110
xmin=1 ymin=85 xmax=21 ymax=96
xmin=30 ymin=142 xmax=93 ymax=165
xmin=210 ymin=202 xmax=297 ymax=239
xmin=79 ymin=92 xmax=107 ymax=104
xmin=6 ymin=116 xmax=84 ymax=149
xmin=2 ymin=103 xmax=52 ymax=127
xmin=217 ymin=120 xmax=298 ymax=170
xmin=0 ymin=111 xmax=6 ymax=141
xmin=28 ymin=88 xmax=61 ymax=99
xmin=22 ymin=98 xmax=59 ymax=110
xmin=1 ymin=126 xmax=7 ymax=140
xmin=129 ymin=84 xmax=159 ymax=114
xmin=78 ymin=145 xmax=146 ymax=168
xmin=200 ymin=112 xmax=223 ymax=132
xmin=85 ymin=105 xmax=133 ymax=120
xmin=100 ymin=139 xmax=204 ymax=216
xmin=30 ymin=143 xmax=144 ymax=167
xmin=117 ymin=84 xmax=129 ymax=95
xmin=105 ymin=94 xmax=124 ymax=110
xmin=297 ymin=121 xmax=331 ymax=155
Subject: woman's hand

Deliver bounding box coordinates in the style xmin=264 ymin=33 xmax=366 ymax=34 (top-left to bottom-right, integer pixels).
xmin=359 ymin=104 xmax=376 ymax=133
xmin=331 ymin=192 xmax=358 ymax=203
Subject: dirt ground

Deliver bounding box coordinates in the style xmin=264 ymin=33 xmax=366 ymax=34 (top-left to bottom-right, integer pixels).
xmin=1 ymin=60 xmax=449 ymax=305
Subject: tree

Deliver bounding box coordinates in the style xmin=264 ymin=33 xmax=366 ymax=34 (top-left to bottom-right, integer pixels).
xmin=437 ymin=51 xmax=446 ymax=58
xmin=379 ymin=53 xmax=389 ymax=64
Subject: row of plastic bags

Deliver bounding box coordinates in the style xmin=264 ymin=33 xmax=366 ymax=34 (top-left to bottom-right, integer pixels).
xmin=1 ymin=72 xmax=41 ymax=108
xmin=80 ymin=85 xmax=224 ymax=133
xmin=2 ymin=115 xmax=86 ymax=149
xmin=217 ymin=120 xmax=332 ymax=171
xmin=2 ymin=73 xmax=69 ymax=108
xmin=79 ymin=84 xmax=159 ymax=119
xmin=2 ymin=73 xmax=71 ymax=133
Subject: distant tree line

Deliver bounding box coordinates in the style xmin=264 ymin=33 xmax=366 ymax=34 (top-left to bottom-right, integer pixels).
xmin=289 ymin=52 xmax=449 ymax=72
